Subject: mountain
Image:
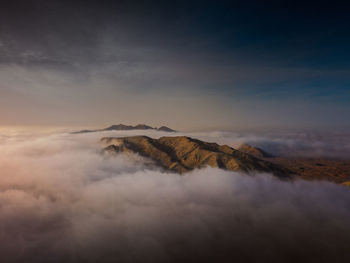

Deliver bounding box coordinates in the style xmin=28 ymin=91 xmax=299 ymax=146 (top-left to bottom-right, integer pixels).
xmin=101 ymin=136 xmax=292 ymax=179
xmin=238 ymin=143 xmax=274 ymax=158
xmin=157 ymin=126 xmax=176 ymax=132
xmin=71 ymin=124 xmax=176 ymax=134
xmin=104 ymin=124 xmax=154 ymax=131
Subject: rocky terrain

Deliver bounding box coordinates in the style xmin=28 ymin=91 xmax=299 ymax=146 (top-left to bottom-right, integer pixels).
xmin=72 ymin=124 xmax=176 ymax=134
xmin=101 ymin=136 xmax=293 ymax=179
xmin=238 ymin=143 xmax=350 ymax=185
xmin=238 ymin=143 xmax=274 ymax=158
xmin=269 ymin=157 xmax=350 ymax=184
xmin=101 ymin=137 xmax=350 ymax=184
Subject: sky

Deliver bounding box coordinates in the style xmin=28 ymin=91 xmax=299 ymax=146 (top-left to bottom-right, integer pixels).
xmin=0 ymin=0 xmax=349 ymax=131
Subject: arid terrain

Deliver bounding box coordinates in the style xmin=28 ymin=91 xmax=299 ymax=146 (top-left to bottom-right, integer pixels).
xmin=101 ymin=134 xmax=350 ymax=185
xmin=237 ymin=144 xmax=350 ymax=185
xmin=269 ymin=158 xmax=350 ymax=184
xmin=101 ymin=135 xmax=292 ymax=178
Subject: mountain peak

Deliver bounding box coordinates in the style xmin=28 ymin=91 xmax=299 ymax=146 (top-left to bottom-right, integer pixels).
xmin=157 ymin=126 xmax=176 ymax=132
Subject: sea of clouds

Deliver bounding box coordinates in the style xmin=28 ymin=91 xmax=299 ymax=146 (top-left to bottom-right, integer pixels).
xmin=0 ymin=130 xmax=349 ymax=263
xmin=184 ymin=130 xmax=350 ymax=159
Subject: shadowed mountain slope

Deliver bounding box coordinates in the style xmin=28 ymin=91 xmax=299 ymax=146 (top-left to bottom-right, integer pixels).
xmin=238 ymin=143 xmax=274 ymax=158
xmin=237 ymin=143 xmax=350 ymax=184
xmin=101 ymin=136 xmax=292 ymax=179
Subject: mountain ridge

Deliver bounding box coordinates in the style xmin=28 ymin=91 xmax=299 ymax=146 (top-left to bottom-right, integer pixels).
xmin=101 ymin=135 xmax=293 ymax=179
xmin=71 ymin=124 xmax=176 ymax=134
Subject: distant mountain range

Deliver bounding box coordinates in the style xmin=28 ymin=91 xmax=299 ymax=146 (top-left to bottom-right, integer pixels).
xmin=72 ymin=124 xmax=176 ymax=134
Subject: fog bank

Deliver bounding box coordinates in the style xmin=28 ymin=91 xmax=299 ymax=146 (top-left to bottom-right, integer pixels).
xmin=0 ymin=131 xmax=349 ymax=262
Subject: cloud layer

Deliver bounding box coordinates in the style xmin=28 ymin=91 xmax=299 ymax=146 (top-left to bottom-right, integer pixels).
xmin=0 ymin=131 xmax=349 ymax=262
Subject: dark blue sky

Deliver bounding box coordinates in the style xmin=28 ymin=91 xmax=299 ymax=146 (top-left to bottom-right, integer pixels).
xmin=0 ymin=0 xmax=349 ymax=130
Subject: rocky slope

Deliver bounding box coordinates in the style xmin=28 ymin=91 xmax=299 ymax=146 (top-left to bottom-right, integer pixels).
xmin=72 ymin=124 xmax=176 ymax=134
xmin=270 ymin=157 xmax=350 ymax=184
xmin=237 ymin=144 xmax=350 ymax=184
xmin=238 ymin=143 xmax=274 ymax=158
xmin=101 ymin=136 xmax=292 ymax=179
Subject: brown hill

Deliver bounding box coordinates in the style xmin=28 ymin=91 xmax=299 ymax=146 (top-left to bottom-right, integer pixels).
xmin=101 ymin=136 xmax=292 ymax=179
xmin=238 ymin=143 xmax=274 ymax=158
xmin=269 ymin=157 xmax=350 ymax=184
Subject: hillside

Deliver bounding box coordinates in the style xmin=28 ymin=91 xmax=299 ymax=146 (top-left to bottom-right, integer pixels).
xmin=237 ymin=144 xmax=350 ymax=184
xmin=238 ymin=143 xmax=274 ymax=158
xmin=101 ymin=136 xmax=292 ymax=179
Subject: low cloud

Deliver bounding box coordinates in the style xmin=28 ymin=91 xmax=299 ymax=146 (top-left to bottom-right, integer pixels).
xmin=0 ymin=131 xmax=349 ymax=262
xmin=172 ymin=130 xmax=350 ymax=159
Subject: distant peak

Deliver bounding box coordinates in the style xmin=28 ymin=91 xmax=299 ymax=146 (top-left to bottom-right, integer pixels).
xmin=134 ymin=124 xmax=153 ymax=130
xmin=157 ymin=126 xmax=176 ymax=132
xmin=71 ymin=124 xmax=177 ymax=134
